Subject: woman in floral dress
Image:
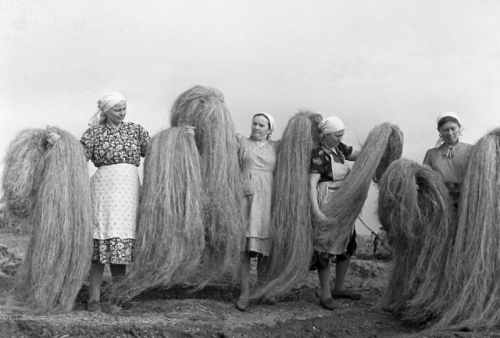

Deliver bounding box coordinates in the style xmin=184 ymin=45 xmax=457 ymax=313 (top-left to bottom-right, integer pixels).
xmin=235 ymin=112 xmax=278 ymax=311
xmin=81 ymin=92 xmax=150 ymax=312
xmin=308 ymin=116 xmax=361 ymax=311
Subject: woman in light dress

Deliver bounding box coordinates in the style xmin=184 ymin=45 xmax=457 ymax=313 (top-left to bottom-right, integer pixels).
xmin=423 ymin=112 xmax=473 ymax=207
xmin=236 ymin=112 xmax=278 ymax=311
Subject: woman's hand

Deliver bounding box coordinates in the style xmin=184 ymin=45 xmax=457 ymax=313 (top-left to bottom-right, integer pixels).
xmin=312 ymin=209 xmax=328 ymax=223
xmin=346 ymin=148 xmax=361 ymax=161
xmin=185 ymin=126 xmax=196 ymax=136
xmin=309 ymin=173 xmax=328 ymax=223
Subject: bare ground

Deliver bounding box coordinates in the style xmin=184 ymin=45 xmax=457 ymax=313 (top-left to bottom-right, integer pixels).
xmin=1 ymin=229 xmax=499 ymax=338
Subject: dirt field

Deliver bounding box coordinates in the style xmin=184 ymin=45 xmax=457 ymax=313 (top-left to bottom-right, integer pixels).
xmin=1 ymin=228 xmax=499 ymax=338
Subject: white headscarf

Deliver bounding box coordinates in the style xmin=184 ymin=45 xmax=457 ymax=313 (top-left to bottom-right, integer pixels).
xmin=254 ymin=112 xmax=276 ymax=138
xmin=436 ymin=112 xmax=462 ymax=126
xmin=435 ymin=112 xmax=463 ymax=158
xmin=319 ymin=116 xmax=345 ymax=135
xmin=88 ymin=92 xmax=126 ymax=127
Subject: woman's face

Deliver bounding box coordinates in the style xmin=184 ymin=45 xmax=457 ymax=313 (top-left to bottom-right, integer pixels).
xmin=323 ymin=129 xmax=344 ymax=148
xmin=438 ymin=121 xmax=460 ymax=145
xmin=251 ymin=115 xmax=270 ymax=141
xmin=106 ymin=101 xmax=127 ymax=126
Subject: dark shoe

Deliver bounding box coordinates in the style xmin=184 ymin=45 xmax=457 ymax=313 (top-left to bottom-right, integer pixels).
xmin=235 ymin=297 xmax=249 ymax=311
xmin=87 ymin=300 xmax=101 ymax=312
xmin=331 ymin=289 xmax=362 ymax=300
xmin=319 ymin=298 xmax=338 ymax=311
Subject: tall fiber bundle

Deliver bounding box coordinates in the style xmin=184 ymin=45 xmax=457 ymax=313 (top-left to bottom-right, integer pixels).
xmin=251 ymin=111 xmax=322 ymax=300
xmin=433 ymin=128 xmax=500 ymax=329
xmin=109 ymin=128 xmax=205 ymax=303
xmin=14 ymin=126 xmax=93 ymax=313
xmin=376 ymin=158 xmax=452 ymax=323
xmin=170 ymin=86 xmax=245 ymax=284
xmin=314 ymin=123 xmax=403 ymax=251
xmin=2 ymin=129 xmax=47 ymax=220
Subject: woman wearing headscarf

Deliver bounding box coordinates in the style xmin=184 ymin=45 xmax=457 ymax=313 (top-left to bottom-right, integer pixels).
xmin=235 ymin=112 xmax=278 ymax=311
xmin=423 ymin=112 xmax=473 ymax=205
xmin=308 ymin=116 xmax=362 ymax=311
xmin=81 ymin=92 xmax=150 ymax=312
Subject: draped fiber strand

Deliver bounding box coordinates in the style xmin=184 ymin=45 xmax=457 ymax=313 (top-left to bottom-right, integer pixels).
xmin=314 ymin=123 xmax=404 ymax=252
xmin=434 ymin=128 xmax=500 ymax=329
xmin=251 ymin=111 xmax=322 ymax=300
xmin=378 ymin=129 xmax=500 ymax=331
xmin=1 ymin=129 xmax=47 ymax=220
xmin=8 ymin=127 xmax=93 ymax=313
xmin=170 ymin=86 xmax=245 ymax=285
xmin=109 ymin=128 xmax=205 ymax=303
xmin=376 ymin=158 xmax=452 ymax=324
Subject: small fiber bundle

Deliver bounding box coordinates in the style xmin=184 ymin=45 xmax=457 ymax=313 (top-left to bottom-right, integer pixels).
xmin=314 ymin=123 xmax=404 ymax=252
xmin=434 ymin=128 xmax=500 ymax=329
xmin=2 ymin=129 xmax=47 ymax=220
xmin=170 ymin=86 xmax=245 ymax=285
xmin=376 ymin=158 xmax=452 ymax=323
xmin=110 ymin=128 xmax=205 ymax=303
xmin=251 ymin=111 xmax=322 ymax=301
xmin=14 ymin=126 xmax=93 ymax=313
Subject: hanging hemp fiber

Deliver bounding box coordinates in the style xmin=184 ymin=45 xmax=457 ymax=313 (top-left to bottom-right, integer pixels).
xmin=314 ymin=123 xmax=403 ymax=254
xmin=10 ymin=127 xmax=93 ymax=313
xmin=378 ymin=129 xmax=500 ymax=331
xmin=376 ymin=158 xmax=452 ymax=325
xmin=433 ymin=128 xmax=500 ymax=330
xmin=170 ymin=85 xmax=245 ymax=286
xmin=2 ymin=129 xmax=47 ymax=221
xmin=109 ymin=127 xmax=205 ymax=303
xmin=251 ymin=110 xmax=322 ymax=301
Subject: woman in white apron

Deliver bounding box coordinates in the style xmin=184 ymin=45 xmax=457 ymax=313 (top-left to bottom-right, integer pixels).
xmin=81 ymin=92 xmax=150 ymax=311
xmin=236 ymin=112 xmax=278 ymax=311
xmin=308 ymin=116 xmax=361 ymax=311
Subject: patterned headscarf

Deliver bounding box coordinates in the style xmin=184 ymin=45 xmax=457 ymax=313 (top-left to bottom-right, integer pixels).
xmin=88 ymin=92 xmax=126 ymax=127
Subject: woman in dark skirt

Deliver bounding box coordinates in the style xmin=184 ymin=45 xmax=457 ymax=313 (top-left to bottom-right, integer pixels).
xmin=81 ymin=92 xmax=150 ymax=311
xmin=308 ymin=116 xmax=361 ymax=311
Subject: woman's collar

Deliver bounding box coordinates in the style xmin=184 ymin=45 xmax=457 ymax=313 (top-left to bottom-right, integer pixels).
xmin=105 ymin=121 xmax=124 ymax=130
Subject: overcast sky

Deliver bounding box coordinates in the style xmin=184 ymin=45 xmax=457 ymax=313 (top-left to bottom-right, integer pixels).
xmin=1 ymin=0 xmax=499 ymax=234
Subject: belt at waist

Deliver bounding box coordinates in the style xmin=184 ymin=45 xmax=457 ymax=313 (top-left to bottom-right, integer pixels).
xmin=248 ymin=168 xmax=274 ymax=173
xmin=97 ymin=163 xmax=137 ymax=168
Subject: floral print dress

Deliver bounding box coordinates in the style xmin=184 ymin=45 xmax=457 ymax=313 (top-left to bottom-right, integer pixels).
xmin=81 ymin=122 xmax=150 ymax=264
xmin=310 ymin=142 xmax=357 ymax=265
